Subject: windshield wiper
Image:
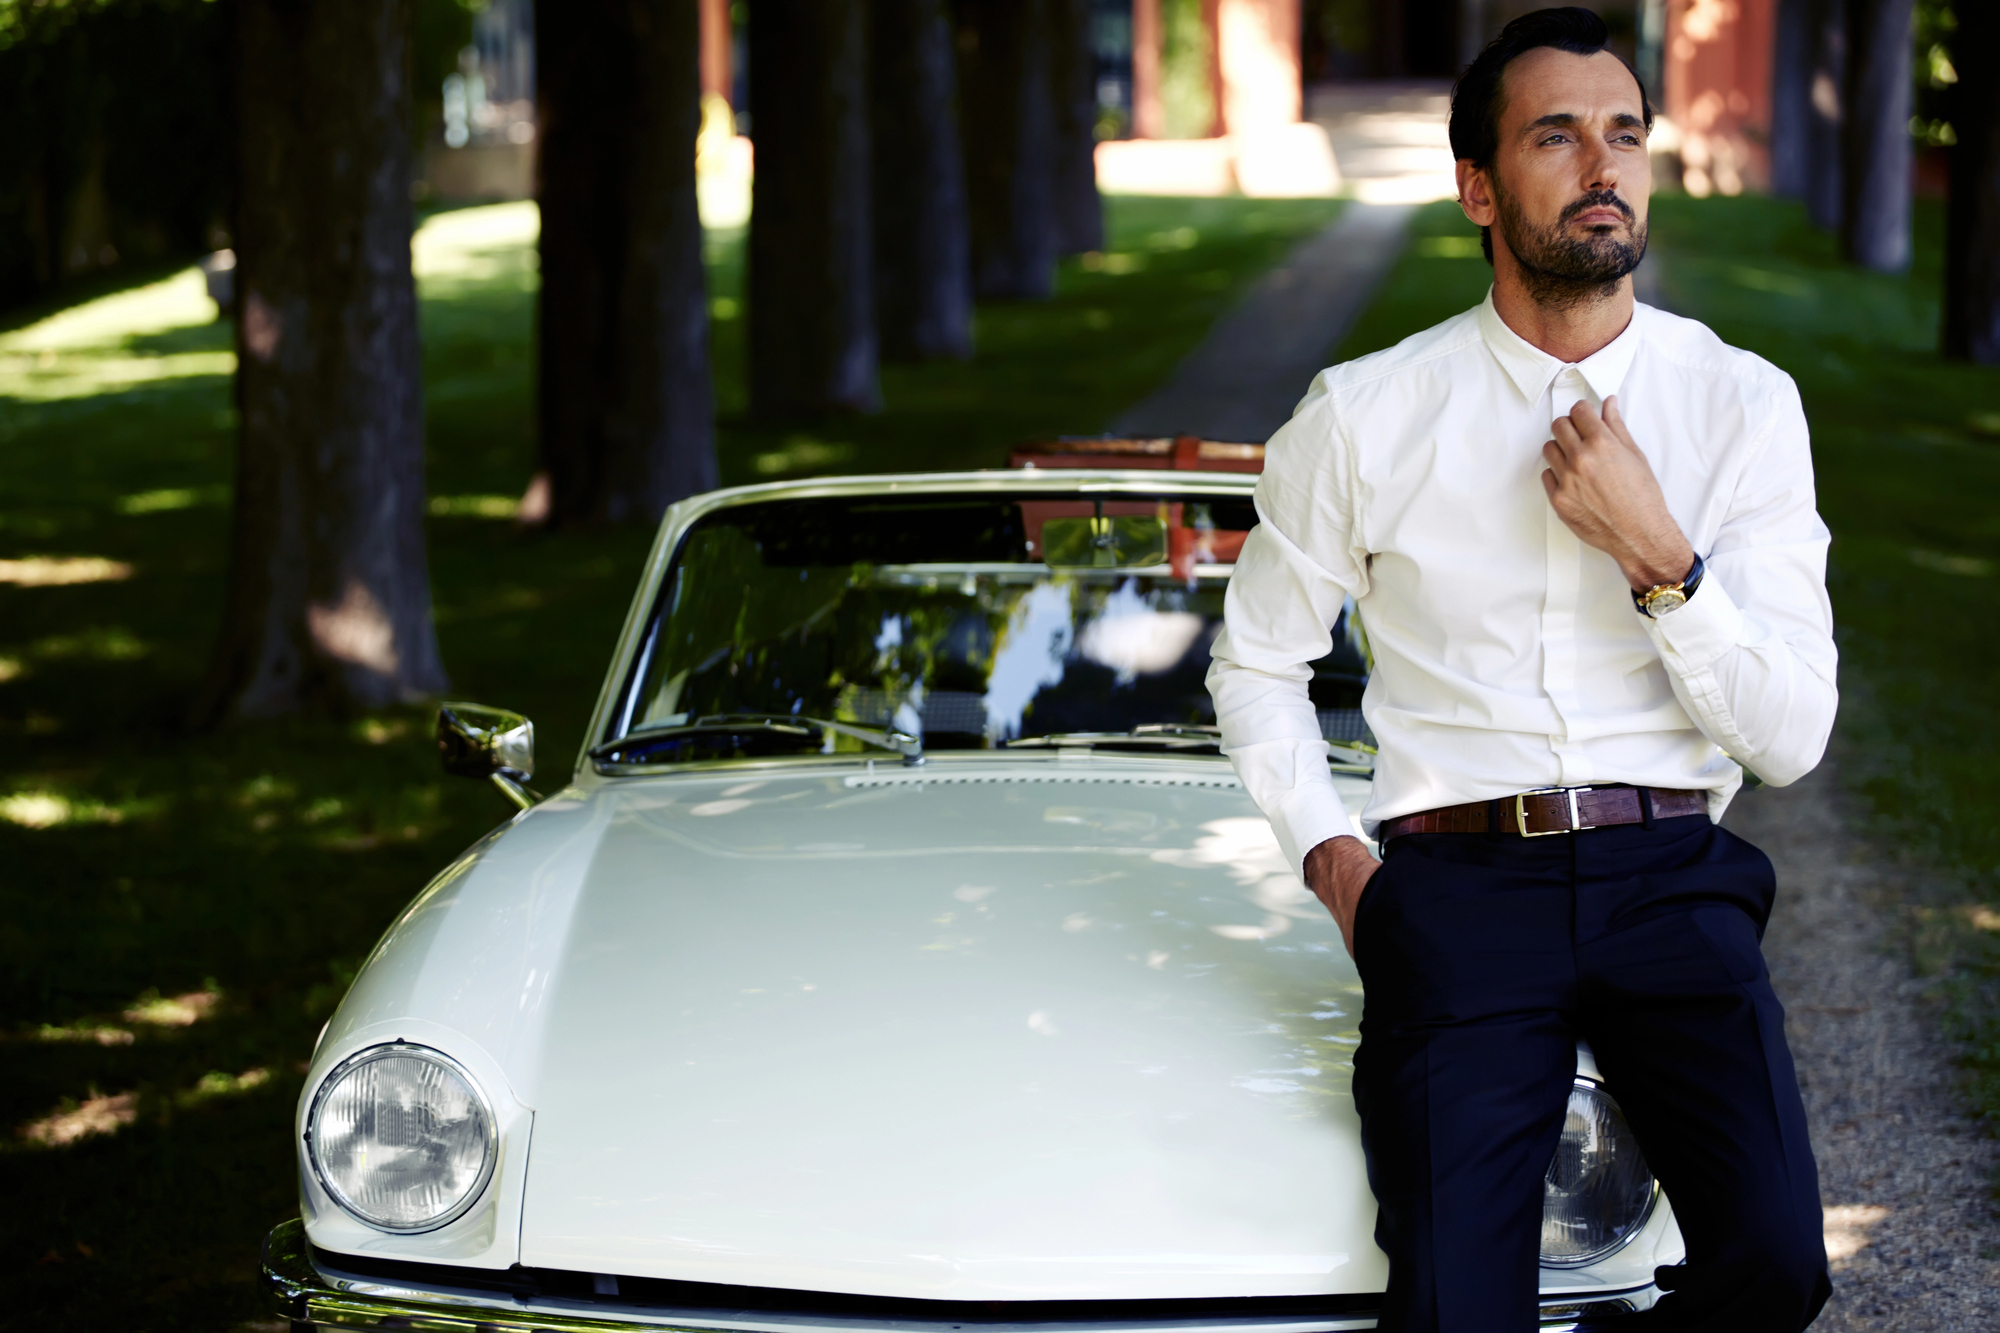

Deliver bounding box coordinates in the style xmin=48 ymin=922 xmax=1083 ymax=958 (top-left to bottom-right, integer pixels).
xmin=594 ymin=713 xmax=924 ymax=765
xmin=1004 ymin=725 xmax=1223 ymax=751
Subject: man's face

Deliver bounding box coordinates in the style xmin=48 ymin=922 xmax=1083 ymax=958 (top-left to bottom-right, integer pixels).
xmin=1460 ymin=47 xmax=1652 ymax=302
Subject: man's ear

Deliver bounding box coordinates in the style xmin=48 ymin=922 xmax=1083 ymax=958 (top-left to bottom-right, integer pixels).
xmin=1456 ymin=160 xmax=1497 ymax=229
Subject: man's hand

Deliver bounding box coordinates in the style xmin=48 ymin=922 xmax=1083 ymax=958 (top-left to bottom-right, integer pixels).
xmin=1542 ymin=395 xmax=1695 ymax=592
xmin=1303 ymin=835 xmax=1382 ymax=959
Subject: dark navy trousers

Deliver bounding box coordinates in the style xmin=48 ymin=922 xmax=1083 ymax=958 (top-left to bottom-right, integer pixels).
xmin=1351 ymin=815 xmax=1832 ymax=1332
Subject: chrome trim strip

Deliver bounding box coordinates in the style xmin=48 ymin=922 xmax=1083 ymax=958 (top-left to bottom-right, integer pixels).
xmin=573 ymin=470 xmax=1262 ymax=778
xmin=591 ymin=749 xmax=1240 ymax=781
xmin=264 ymin=1222 xmax=1654 ymax=1333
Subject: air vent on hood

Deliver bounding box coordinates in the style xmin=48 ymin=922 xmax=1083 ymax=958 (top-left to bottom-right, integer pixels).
xmin=843 ymin=770 xmax=1241 ymax=789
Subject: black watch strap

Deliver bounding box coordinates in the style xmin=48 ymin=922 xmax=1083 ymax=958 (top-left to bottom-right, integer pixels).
xmin=1632 ymin=552 xmax=1705 ymax=616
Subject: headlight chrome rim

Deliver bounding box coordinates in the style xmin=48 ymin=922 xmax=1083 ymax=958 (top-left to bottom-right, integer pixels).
xmin=1539 ymin=1076 xmax=1660 ymax=1270
xmin=305 ymin=1041 xmax=499 ymax=1235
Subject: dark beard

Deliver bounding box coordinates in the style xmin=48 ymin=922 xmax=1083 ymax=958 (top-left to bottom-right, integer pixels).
xmin=1495 ymin=186 xmax=1648 ymax=310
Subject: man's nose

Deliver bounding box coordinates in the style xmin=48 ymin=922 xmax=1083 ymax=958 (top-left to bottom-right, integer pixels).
xmin=1582 ymin=137 xmax=1620 ymax=193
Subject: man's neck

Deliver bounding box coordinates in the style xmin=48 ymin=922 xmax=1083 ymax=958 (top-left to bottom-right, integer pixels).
xmin=1489 ymin=263 xmax=1635 ymax=365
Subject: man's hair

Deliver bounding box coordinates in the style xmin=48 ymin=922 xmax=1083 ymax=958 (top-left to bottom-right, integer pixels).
xmin=1448 ymin=7 xmax=1654 ymax=263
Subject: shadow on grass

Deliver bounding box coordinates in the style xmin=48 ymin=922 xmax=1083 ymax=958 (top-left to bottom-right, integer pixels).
xmin=0 ymin=193 xmax=1344 ymax=1330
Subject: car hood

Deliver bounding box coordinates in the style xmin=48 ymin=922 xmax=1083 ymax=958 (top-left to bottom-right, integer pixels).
xmin=333 ymin=757 xmax=1382 ymax=1301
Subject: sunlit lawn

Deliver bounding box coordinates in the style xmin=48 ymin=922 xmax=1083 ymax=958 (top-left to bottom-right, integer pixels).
xmin=1338 ymin=194 xmax=2000 ymax=1124
xmin=0 ymin=192 xmax=1342 ymax=1329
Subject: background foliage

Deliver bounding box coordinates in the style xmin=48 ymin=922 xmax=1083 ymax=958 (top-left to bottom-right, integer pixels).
xmin=0 ymin=0 xmax=483 ymax=312
xmin=0 ymin=0 xmax=231 ymax=308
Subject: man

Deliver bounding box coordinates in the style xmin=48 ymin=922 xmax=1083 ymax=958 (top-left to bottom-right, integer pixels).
xmin=1206 ymin=9 xmax=1835 ymax=1331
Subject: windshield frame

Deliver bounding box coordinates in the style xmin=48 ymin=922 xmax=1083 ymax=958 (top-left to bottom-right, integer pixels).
xmin=579 ymin=470 xmax=1266 ymax=778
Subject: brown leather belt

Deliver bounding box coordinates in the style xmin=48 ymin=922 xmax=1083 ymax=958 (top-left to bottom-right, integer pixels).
xmin=1378 ymin=786 xmax=1709 ymax=842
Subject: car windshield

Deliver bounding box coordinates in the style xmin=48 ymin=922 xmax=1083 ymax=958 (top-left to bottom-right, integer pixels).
xmin=601 ymin=492 xmax=1370 ymax=765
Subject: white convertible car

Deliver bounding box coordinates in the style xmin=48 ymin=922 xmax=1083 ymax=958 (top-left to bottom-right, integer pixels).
xmin=262 ymin=469 xmax=1683 ymax=1331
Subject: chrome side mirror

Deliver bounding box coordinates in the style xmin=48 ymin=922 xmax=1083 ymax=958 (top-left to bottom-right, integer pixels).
xmin=436 ymin=702 xmax=540 ymax=810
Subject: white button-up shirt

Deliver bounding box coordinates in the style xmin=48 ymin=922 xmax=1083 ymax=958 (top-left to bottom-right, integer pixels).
xmin=1207 ymin=293 xmax=1837 ymax=872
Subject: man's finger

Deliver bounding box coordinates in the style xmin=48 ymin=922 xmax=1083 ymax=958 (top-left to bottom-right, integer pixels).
xmin=1600 ymin=393 xmax=1639 ymax=450
xmin=1543 ymin=439 xmax=1569 ymax=471
xmin=1550 ymin=416 xmax=1583 ymax=451
xmin=1568 ymin=402 xmax=1617 ymax=450
xmin=1541 ymin=467 xmax=1561 ymax=502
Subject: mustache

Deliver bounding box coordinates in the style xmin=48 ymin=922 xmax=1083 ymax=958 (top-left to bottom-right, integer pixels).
xmin=1561 ymin=190 xmax=1634 ymax=225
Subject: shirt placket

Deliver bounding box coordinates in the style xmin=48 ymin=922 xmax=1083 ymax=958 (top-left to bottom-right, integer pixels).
xmin=1542 ymin=367 xmax=1594 ymax=786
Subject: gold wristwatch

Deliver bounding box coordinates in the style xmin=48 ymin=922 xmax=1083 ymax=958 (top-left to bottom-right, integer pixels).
xmin=1633 ymin=553 xmax=1705 ymax=619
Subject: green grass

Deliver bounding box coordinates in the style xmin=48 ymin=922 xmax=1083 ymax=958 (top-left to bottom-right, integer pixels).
xmin=1334 ymin=194 xmax=2000 ymax=1125
xmin=1640 ymin=195 xmax=2000 ymax=1125
xmin=0 ymin=192 xmax=1342 ymax=1331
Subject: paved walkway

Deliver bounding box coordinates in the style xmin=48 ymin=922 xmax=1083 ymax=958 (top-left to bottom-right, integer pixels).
xmin=1111 ymin=84 xmax=1468 ymax=442
xmin=1109 ymin=202 xmax=1416 ymax=441
xmin=1307 ymin=82 xmax=1459 ymax=205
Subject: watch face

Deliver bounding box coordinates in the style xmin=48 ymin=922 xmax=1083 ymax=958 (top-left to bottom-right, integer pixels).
xmin=1644 ymin=588 xmax=1688 ymax=618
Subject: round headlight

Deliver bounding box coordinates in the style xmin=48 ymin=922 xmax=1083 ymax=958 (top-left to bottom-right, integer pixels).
xmin=1540 ymin=1079 xmax=1658 ymax=1267
xmin=306 ymin=1043 xmax=497 ymax=1233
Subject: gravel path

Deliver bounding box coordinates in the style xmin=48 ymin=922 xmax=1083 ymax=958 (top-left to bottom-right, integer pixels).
xmin=1723 ymin=760 xmax=2000 ymax=1329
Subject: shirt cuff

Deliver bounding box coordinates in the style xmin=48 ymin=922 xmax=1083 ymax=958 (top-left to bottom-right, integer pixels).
xmin=1270 ymin=785 xmax=1363 ymax=882
xmin=1225 ymin=739 xmax=1361 ymax=878
xmin=1643 ymin=574 xmax=1745 ymax=672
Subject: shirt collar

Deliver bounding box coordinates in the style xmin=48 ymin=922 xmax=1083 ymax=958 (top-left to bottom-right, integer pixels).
xmin=1475 ymin=288 xmax=1643 ymax=408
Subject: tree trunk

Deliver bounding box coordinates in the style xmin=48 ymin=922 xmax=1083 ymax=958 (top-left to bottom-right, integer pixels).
xmin=200 ymin=0 xmax=448 ymax=723
xmin=959 ymin=0 xmax=1057 ymax=300
xmin=1769 ymin=0 xmax=1813 ymax=199
xmin=869 ymin=0 xmax=973 ymax=361
xmin=1050 ymin=0 xmax=1104 ymax=256
xmin=1839 ymin=0 xmax=1914 ymax=271
xmin=1804 ymin=0 xmax=1846 ymax=230
xmin=1944 ymin=0 xmax=2000 ymax=362
xmin=536 ymin=0 xmax=715 ymax=527
xmin=748 ymin=0 xmax=879 ymax=418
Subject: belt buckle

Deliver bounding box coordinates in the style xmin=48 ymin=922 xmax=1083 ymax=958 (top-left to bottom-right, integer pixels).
xmin=1515 ymin=786 xmax=1594 ymax=836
